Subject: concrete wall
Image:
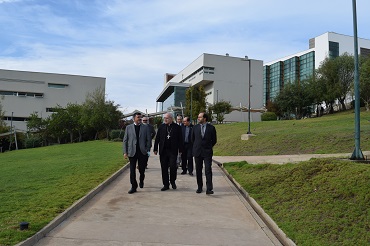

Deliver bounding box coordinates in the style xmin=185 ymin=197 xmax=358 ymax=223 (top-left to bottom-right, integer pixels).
xmin=0 ymin=69 xmax=105 ymax=131
xmin=165 ymin=53 xmax=264 ymax=122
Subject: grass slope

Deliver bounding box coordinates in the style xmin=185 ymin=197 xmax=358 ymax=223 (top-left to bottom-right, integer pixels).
xmin=224 ymin=159 xmax=370 ymax=245
xmin=0 ymin=141 xmax=124 ymax=246
xmin=214 ymin=109 xmax=370 ymax=156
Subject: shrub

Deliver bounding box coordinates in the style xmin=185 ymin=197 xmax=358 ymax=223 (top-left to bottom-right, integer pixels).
xmin=110 ymin=129 xmax=124 ymax=140
xmin=261 ymin=112 xmax=277 ymax=121
xmin=25 ymin=137 xmax=42 ymax=148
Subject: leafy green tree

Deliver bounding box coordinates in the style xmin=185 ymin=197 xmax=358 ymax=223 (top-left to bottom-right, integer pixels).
xmin=81 ymin=87 xmax=122 ymax=139
xmin=335 ymin=53 xmax=354 ymax=110
xmin=360 ymin=55 xmax=370 ymax=111
xmin=316 ymin=57 xmax=339 ymax=114
xmin=27 ymin=112 xmax=50 ymax=145
xmin=0 ymin=96 xmax=9 ymax=132
xmin=305 ymin=73 xmax=327 ymax=117
xmin=185 ymin=85 xmax=206 ymax=123
xmin=209 ymin=100 xmax=232 ymax=124
xmin=274 ymin=81 xmax=314 ymax=119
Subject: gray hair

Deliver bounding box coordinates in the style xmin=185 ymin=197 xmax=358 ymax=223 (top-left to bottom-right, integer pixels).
xmin=165 ymin=112 xmax=173 ymax=119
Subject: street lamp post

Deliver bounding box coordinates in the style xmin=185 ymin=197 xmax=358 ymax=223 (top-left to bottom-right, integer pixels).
xmin=350 ymin=0 xmax=364 ymax=160
xmin=247 ymin=60 xmax=252 ymax=134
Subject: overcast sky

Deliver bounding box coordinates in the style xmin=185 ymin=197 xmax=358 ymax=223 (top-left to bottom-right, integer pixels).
xmin=1 ymin=0 xmax=369 ymax=114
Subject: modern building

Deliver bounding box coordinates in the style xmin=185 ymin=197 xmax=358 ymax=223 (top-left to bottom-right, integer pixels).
xmin=0 ymin=69 xmax=106 ymax=131
xmin=263 ymin=32 xmax=370 ymax=104
xmin=156 ymin=53 xmax=264 ymax=122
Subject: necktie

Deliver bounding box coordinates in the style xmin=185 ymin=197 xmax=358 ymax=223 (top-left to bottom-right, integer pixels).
xmin=201 ymin=124 xmax=205 ymax=138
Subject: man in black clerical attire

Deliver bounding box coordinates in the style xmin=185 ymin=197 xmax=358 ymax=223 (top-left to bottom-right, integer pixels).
xmin=153 ymin=112 xmax=183 ymax=191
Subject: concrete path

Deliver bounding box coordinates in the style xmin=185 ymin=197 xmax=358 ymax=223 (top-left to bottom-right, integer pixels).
xmin=31 ymin=154 xmax=283 ymax=246
xmin=213 ymin=151 xmax=370 ymax=165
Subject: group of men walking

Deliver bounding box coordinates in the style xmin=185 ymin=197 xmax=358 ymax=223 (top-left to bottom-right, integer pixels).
xmin=123 ymin=111 xmax=217 ymax=195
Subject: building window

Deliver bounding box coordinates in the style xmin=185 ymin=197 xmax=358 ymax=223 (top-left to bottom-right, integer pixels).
xmin=48 ymin=83 xmax=68 ymax=88
xmin=329 ymin=41 xmax=339 ymax=58
xmin=360 ymin=47 xmax=370 ymax=57
xmin=0 ymin=90 xmax=44 ymax=98
xmin=46 ymin=107 xmax=59 ymax=112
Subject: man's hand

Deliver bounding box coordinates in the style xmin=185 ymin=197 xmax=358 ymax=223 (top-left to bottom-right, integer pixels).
xmin=124 ymin=153 xmax=128 ymax=159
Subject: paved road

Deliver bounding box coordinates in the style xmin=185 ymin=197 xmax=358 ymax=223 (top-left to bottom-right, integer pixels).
xmin=30 ymin=154 xmax=283 ymax=246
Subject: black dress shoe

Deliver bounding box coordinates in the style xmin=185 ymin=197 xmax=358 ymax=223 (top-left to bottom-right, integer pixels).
xmin=196 ymin=189 xmax=202 ymax=193
xmin=161 ymin=186 xmax=169 ymax=191
xmin=181 ymin=171 xmax=187 ymax=175
xmin=128 ymin=189 xmax=137 ymax=194
xmin=139 ymin=182 xmax=144 ymax=188
xmin=206 ymin=190 xmax=214 ymax=195
xmin=171 ymin=183 xmax=177 ymax=189
xmin=189 ymin=172 xmax=193 ymax=176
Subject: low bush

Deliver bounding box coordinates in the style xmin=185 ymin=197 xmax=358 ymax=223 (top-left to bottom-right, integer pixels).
xmin=261 ymin=112 xmax=277 ymax=121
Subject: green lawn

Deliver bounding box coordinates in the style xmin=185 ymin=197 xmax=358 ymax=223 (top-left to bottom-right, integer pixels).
xmin=1 ymin=110 xmax=370 ymax=245
xmin=0 ymin=141 xmax=125 ymax=246
xmin=223 ymin=159 xmax=369 ymax=246
xmin=214 ymin=109 xmax=370 ymax=155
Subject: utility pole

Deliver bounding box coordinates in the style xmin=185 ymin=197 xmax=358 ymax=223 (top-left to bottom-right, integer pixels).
xmin=350 ymin=0 xmax=364 ymax=160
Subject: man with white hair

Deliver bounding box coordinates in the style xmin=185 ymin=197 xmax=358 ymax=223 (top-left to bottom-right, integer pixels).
xmin=154 ymin=112 xmax=183 ymax=191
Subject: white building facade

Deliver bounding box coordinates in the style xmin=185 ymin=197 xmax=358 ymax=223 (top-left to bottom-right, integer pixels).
xmin=263 ymin=32 xmax=370 ymax=104
xmin=0 ymin=69 xmax=106 ymax=131
xmin=156 ymin=53 xmax=264 ymax=122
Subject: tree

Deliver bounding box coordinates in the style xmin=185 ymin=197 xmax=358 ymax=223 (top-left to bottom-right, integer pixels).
xmin=360 ymin=55 xmax=370 ymax=111
xmin=185 ymin=85 xmax=206 ymax=123
xmin=335 ymin=53 xmax=354 ymax=110
xmin=316 ymin=57 xmax=340 ymax=114
xmin=305 ymin=73 xmax=327 ymax=117
xmin=209 ymin=100 xmax=232 ymax=124
xmin=0 ymin=96 xmax=8 ymax=132
xmin=81 ymin=87 xmax=122 ymax=139
xmin=274 ymin=81 xmax=314 ymax=119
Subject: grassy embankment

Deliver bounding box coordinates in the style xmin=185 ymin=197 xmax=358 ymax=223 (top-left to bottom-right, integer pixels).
xmin=0 ymin=141 xmax=124 ymax=246
xmin=214 ymin=110 xmax=370 ymax=245
xmin=0 ymin=109 xmax=369 ymax=245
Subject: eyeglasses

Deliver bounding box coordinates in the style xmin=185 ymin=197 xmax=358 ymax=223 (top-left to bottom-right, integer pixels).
xmin=142 ymin=120 xmax=148 ymax=122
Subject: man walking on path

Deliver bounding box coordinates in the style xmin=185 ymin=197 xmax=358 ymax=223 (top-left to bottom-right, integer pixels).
xmin=142 ymin=116 xmax=156 ymax=169
xmin=123 ymin=112 xmax=152 ymax=194
xmin=192 ymin=112 xmax=217 ymax=194
xmin=181 ymin=116 xmax=193 ymax=175
xmin=153 ymin=112 xmax=183 ymax=191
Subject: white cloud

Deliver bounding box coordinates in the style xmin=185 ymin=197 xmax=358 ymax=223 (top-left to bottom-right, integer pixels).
xmin=0 ymin=0 xmax=370 ymax=114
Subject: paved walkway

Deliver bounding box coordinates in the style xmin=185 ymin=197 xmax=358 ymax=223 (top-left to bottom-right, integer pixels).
xmin=213 ymin=151 xmax=370 ymax=165
xmin=30 ymin=154 xmax=285 ymax=246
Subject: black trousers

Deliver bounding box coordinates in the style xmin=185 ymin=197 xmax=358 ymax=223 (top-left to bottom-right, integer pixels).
xmin=159 ymin=151 xmax=177 ymax=187
xmin=181 ymin=143 xmax=193 ymax=173
xmin=129 ymin=151 xmax=147 ymax=189
xmin=194 ymin=156 xmax=213 ymax=191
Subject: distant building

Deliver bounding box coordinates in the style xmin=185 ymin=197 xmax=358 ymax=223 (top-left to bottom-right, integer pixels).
xmin=263 ymin=32 xmax=370 ymax=104
xmin=156 ymin=53 xmax=264 ymax=122
xmin=0 ymin=69 xmax=105 ymax=131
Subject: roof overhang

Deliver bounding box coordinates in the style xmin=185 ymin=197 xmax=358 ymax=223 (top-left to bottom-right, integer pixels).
xmin=156 ymin=82 xmax=191 ymax=102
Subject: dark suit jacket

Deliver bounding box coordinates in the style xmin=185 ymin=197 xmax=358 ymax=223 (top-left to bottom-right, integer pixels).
xmin=154 ymin=123 xmax=184 ymax=155
xmin=192 ymin=123 xmax=217 ymax=157
xmin=182 ymin=125 xmax=193 ymax=145
xmin=147 ymin=124 xmax=156 ymax=139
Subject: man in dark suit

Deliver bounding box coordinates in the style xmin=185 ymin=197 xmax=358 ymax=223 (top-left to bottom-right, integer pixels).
xmin=123 ymin=112 xmax=152 ymax=194
xmin=192 ymin=112 xmax=217 ymax=195
xmin=142 ymin=116 xmax=156 ymax=169
xmin=154 ymin=112 xmax=183 ymax=191
xmin=181 ymin=116 xmax=193 ymax=175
